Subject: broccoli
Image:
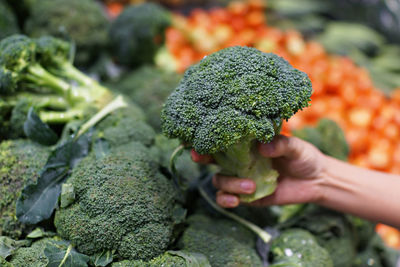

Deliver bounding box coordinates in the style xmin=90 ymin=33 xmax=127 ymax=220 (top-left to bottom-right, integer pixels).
xmin=109 ymin=3 xmax=171 ymax=68
xmin=25 ymin=0 xmax=109 ymax=67
xmin=0 ymin=35 xmax=115 ymax=139
xmin=293 ymin=118 xmax=350 ymax=161
xmin=7 ymin=238 xmax=53 ymax=267
xmin=92 ymin=106 xmax=155 ymax=147
xmin=111 ymin=65 xmax=182 ymax=131
xmin=0 ymin=0 xmax=20 ymax=40
xmin=281 ymin=205 xmax=356 ymax=267
xmin=178 ymin=213 xmax=263 ymax=267
xmin=161 ymin=46 xmax=312 ymax=202
xmin=0 ymin=139 xmax=50 ymax=239
xmin=54 ymin=141 xmax=182 ymax=261
xmin=269 ymin=228 xmax=334 ymax=266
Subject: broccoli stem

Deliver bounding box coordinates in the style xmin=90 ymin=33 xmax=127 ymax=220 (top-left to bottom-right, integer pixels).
xmin=25 ymin=64 xmax=71 ymax=95
xmin=213 ymin=137 xmax=279 ymax=203
xmin=39 ymin=109 xmax=86 ymax=124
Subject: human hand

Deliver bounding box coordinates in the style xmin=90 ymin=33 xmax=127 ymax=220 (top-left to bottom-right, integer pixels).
xmin=191 ymin=135 xmax=327 ymax=208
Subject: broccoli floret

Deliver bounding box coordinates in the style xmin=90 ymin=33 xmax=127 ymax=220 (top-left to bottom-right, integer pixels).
xmin=0 ymin=0 xmax=20 ymax=40
xmin=7 ymin=238 xmax=53 ymax=267
xmin=282 ymin=205 xmax=356 ymax=267
xmin=161 ymin=46 xmax=312 ymax=202
xmin=0 ymin=34 xmax=116 ymax=139
xmin=111 ymin=66 xmax=182 ymax=131
xmin=293 ymin=118 xmax=350 ymax=161
xmin=0 ymin=139 xmax=50 ymax=239
xmin=93 ymin=106 xmax=155 ymax=147
xmin=54 ymin=142 xmax=182 ymax=261
xmin=269 ymin=229 xmax=333 ymax=266
xmin=109 ymin=3 xmax=171 ymax=68
xmin=178 ymin=213 xmax=262 ymax=267
xmin=25 ymin=0 xmax=109 ymax=67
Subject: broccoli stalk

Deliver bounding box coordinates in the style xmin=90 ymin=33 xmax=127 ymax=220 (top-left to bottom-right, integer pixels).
xmin=162 ymin=46 xmax=312 ymax=202
xmin=0 ymin=35 xmax=114 ymax=138
xmin=213 ymin=137 xmax=280 ymax=201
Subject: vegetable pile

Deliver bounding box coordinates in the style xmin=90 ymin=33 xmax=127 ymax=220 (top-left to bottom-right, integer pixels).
xmin=1 ymin=0 xmax=400 ymax=266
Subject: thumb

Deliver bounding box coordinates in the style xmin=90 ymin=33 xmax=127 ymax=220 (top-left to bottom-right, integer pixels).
xmin=258 ymin=135 xmax=304 ymax=159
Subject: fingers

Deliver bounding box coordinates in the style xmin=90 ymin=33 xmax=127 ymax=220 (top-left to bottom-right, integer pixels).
xmin=212 ymin=175 xmax=256 ymax=195
xmin=258 ymin=135 xmax=304 ymax=159
xmin=216 ymin=191 xmax=240 ymax=208
xmin=190 ymin=149 xmax=214 ymax=164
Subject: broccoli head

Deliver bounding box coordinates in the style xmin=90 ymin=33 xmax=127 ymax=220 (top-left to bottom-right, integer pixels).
xmin=25 ymin=0 xmax=109 ymax=67
xmin=269 ymin=229 xmax=333 ymax=266
xmin=109 ymin=3 xmax=171 ymax=68
xmin=54 ymin=141 xmax=182 ymax=261
xmin=0 ymin=139 xmax=50 ymax=239
xmin=293 ymin=118 xmax=350 ymax=161
xmin=0 ymin=34 xmax=115 ymax=139
xmin=178 ymin=213 xmax=263 ymax=267
xmin=111 ymin=65 xmax=182 ymax=131
xmin=0 ymin=0 xmax=20 ymax=40
xmin=7 ymin=238 xmax=55 ymax=267
xmin=161 ymin=46 xmax=312 ymax=202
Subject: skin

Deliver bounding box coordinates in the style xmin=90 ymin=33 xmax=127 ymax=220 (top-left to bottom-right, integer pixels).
xmin=191 ymin=135 xmax=400 ymax=229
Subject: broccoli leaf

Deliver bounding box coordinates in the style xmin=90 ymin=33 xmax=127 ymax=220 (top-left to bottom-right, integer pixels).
xmin=0 ymin=236 xmax=31 ymax=259
xmin=93 ymin=138 xmax=110 ymax=160
xmin=44 ymin=241 xmax=89 ymax=267
xmin=166 ymin=251 xmax=211 ymax=267
xmin=24 ymin=108 xmax=58 ymax=146
xmin=89 ymin=250 xmax=114 ymax=267
xmin=16 ymin=134 xmax=90 ymax=224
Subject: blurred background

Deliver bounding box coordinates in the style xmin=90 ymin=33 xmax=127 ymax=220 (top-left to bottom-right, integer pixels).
xmin=2 ymin=0 xmax=400 ymax=252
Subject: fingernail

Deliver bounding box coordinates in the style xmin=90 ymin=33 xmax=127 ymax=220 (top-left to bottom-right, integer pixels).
xmin=240 ymin=181 xmax=254 ymax=193
xmin=222 ymin=195 xmax=238 ymax=206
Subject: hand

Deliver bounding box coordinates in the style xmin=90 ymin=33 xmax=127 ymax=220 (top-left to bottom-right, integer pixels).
xmin=191 ymin=135 xmax=327 ymax=208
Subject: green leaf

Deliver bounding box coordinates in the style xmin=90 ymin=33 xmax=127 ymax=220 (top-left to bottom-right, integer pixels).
xmin=27 ymin=228 xmax=56 ymax=239
xmin=166 ymin=251 xmax=211 ymax=267
xmin=0 ymin=236 xmax=31 ymax=259
xmin=16 ymin=135 xmax=90 ymax=224
xmin=44 ymin=241 xmax=89 ymax=267
xmin=89 ymin=250 xmax=114 ymax=267
xmin=23 ymin=108 xmax=58 ymax=146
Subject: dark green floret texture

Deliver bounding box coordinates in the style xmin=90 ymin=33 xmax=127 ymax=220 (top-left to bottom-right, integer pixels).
xmin=25 ymin=0 xmax=109 ymax=67
xmin=0 ymin=140 xmax=50 ymax=239
xmin=109 ymin=3 xmax=171 ymax=68
xmin=54 ymin=142 xmax=181 ymax=261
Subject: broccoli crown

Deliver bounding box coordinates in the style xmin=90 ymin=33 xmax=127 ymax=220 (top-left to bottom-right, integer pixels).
xmin=35 ymin=35 xmax=70 ymax=69
xmin=93 ymin=105 xmax=153 ymax=147
xmin=0 ymin=35 xmax=35 ymax=94
xmin=269 ymin=229 xmax=333 ymax=267
xmin=25 ymin=0 xmax=109 ymax=67
xmin=282 ymin=206 xmax=356 ymax=267
xmin=54 ymin=142 xmax=181 ymax=261
xmin=179 ymin=213 xmax=262 ymax=267
xmin=293 ymin=118 xmax=350 ymax=161
xmin=112 ymin=66 xmax=182 ymax=131
xmin=0 ymin=139 xmax=50 ymax=239
xmin=109 ymin=3 xmax=171 ymax=68
xmin=0 ymin=0 xmax=20 ymax=40
xmin=161 ymin=46 xmax=312 ymax=154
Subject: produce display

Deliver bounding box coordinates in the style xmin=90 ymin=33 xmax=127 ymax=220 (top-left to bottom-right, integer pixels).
xmin=1 ymin=0 xmax=400 ymax=266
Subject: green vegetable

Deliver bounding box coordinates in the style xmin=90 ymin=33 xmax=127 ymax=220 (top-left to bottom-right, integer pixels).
xmin=161 ymin=46 xmax=312 ymax=202
xmin=0 ymin=34 xmax=116 ymax=141
xmin=0 ymin=0 xmax=20 ymax=40
xmin=269 ymin=229 xmax=333 ymax=266
xmin=179 ymin=213 xmax=263 ymax=267
xmin=0 ymin=140 xmax=50 ymax=239
xmin=54 ymin=141 xmax=183 ymax=261
xmin=109 ymin=3 xmax=171 ymax=68
xmin=7 ymin=238 xmax=57 ymax=267
xmin=111 ymin=65 xmax=182 ymax=131
xmin=25 ymin=0 xmax=109 ymax=67
xmin=293 ymin=118 xmax=350 ymax=161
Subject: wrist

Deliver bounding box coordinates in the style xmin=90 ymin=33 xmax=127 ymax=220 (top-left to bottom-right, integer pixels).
xmin=311 ymin=154 xmax=333 ymax=205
